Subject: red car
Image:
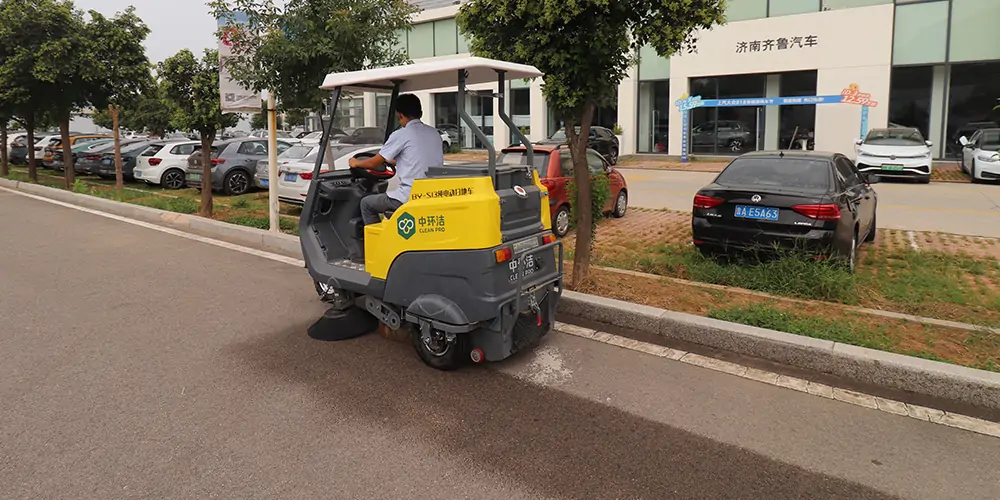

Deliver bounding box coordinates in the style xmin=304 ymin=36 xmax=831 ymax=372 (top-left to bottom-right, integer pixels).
xmin=500 ymin=144 xmax=628 ymax=237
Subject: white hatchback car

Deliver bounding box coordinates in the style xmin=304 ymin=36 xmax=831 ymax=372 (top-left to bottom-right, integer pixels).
xmin=959 ymin=128 xmax=1000 ymax=183
xmin=134 ymin=141 xmax=201 ymax=189
xmin=854 ymin=127 xmax=933 ymax=183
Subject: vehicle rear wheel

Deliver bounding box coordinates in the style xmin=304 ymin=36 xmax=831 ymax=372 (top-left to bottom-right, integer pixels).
xmin=412 ymin=327 xmax=469 ymax=371
xmin=224 ymin=170 xmax=251 ymax=196
xmin=842 ymin=231 xmax=858 ymax=274
xmin=612 ymin=190 xmax=627 ymax=218
xmin=161 ymin=168 xmax=186 ymax=190
xmin=553 ymin=205 xmax=571 ymax=237
xmin=971 ymin=161 xmax=982 ymax=183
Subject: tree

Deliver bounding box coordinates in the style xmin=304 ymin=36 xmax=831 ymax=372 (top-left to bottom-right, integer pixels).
xmin=284 ymin=108 xmax=309 ymax=130
xmin=82 ymin=6 xmax=152 ymax=196
xmin=249 ymin=100 xmax=284 ymax=131
xmin=0 ymin=0 xmax=75 ymax=182
xmin=458 ymin=0 xmax=725 ymax=286
xmin=160 ymin=49 xmax=239 ymax=217
xmin=208 ymin=0 xmax=414 ymax=112
xmin=92 ymin=80 xmax=175 ymax=138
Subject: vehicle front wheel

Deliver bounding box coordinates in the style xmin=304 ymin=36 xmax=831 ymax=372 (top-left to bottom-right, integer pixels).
xmin=918 ymin=175 xmax=931 ymax=184
xmin=612 ymin=190 xmax=627 ymax=218
xmin=224 ymin=170 xmax=251 ymax=196
xmin=442 ymin=141 xmax=449 ymax=153
xmin=608 ymin=147 xmax=619 ymax=165
xmin=412 ymin=327 xmax=469 ymax=371
xmin=553 ymin=205 xmax=571 ymax=237
xmin=728 ymin=139 xmax=743 ymax=153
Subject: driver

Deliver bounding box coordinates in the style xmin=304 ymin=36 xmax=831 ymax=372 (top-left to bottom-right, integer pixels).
xmin=349 ymin=93 xmax=444 ymax=226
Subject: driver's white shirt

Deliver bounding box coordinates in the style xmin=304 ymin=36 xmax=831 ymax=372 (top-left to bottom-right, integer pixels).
xmin=379 ymin=119 xmax=444 ymax=203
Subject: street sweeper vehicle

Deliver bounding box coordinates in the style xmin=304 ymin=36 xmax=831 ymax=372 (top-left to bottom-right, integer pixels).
xmin=299 ymin=56 xmax=564 ymax=370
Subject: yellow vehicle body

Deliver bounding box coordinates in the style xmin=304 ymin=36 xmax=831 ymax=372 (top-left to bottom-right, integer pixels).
xmin=364 ymin=169 xmax=552 ymax=280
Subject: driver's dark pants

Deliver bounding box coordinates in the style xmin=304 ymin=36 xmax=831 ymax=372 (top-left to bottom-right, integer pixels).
xmin=360 ymin=194 xmax=403 ymax=225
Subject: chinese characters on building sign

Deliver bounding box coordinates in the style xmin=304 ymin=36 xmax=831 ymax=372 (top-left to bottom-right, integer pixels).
xmin=736 ymin=35 xmax=818 ymax=54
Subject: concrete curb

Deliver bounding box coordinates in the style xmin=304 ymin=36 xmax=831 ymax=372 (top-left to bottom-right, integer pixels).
xmin=5 ymin=178 xmax=999 ymax=410
xmin=0 ymin=178 xmax=303 ymax=260
xmin=557 ymin=290 xmax=1000 ymax=411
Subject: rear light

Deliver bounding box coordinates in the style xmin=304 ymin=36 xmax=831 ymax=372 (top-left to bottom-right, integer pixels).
xmin=210 ymin=158 xmax=226 ymax=165
xmin=542 ymin=234 xmax=556 ymax=245
xmin=693 ymin=239 xmax=705 ymax=245
xmin=148 ymin=158 xmax=162 ymax=166
xmin=693 ymin=194 xmax=725 ymax=209
xmin=298 ymin=170 xmax=329 ymax=180
xmin=85 ymin=155 xmax=101 ymax=160
xmin=494 ymin=247 xmax=513 ymax=263
xmin=540 ymin=179 xmax=555 ymax=188
xmin=792 ymin=204 xmax=842 ymax=221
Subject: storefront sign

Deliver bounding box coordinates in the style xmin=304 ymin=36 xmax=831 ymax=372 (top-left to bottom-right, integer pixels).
xmin=735 ymin=35 xmax=818 ymax=54
xmin=840 ymin=84 xmax=878 ymax=107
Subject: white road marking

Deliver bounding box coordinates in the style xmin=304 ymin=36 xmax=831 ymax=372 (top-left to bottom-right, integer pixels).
xmin=907 ymin=230 xmax=920 ymax=251
xmin=553 ymin=321 xmax=1000 ymax=439
xmin=7 ymin=185 xmax=998 ymax=439
xmin=0 ymin=186 xmax=305 ymax=267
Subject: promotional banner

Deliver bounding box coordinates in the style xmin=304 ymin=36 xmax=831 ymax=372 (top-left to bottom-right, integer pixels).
xmin=218 ymin=12 xmax=260 ymax=113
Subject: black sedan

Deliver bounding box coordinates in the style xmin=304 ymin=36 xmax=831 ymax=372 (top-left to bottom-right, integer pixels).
xmin=691 ymin=151 xmax=878 ymax=272
xmin=75 ymin=139 xmax=145 ymax=175
xmin=92 ymin=140 xmax=161 ymax=180
xmin=540 ymin=126 xmax=621 ymax=165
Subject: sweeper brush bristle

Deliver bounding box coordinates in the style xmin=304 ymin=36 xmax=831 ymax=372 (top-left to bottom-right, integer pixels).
xmin=307 ymin=307 xmax=378 ymax=341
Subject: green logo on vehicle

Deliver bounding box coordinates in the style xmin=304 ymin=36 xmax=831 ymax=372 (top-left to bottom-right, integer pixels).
xmin=397 ymin=212 xmax=416 ymax=239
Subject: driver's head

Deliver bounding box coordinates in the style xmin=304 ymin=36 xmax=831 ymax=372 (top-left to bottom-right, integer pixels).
xmin=396 ymin=93 xmax=422 ymax=126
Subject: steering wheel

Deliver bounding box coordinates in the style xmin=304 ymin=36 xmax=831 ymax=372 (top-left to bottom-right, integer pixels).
xmin=350 ymin=152 xmax=395 ymax=181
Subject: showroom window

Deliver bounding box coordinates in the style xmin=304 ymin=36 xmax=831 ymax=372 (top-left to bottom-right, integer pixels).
xmin=509 ymin=88 xmax=531 ymax=145
xmin=433 ymin=18 xmax=458 ymax=56
xmin=888 ymin=66 xmax=934 ymax=141
xmin=945 ymin=62 xmax=1000 ymax=158
xmin=769 ymin=0 xmax=819 ymax=17
xmin=689 ymin=74 xmax=766 ymax=155
xmin=407 ymin=22 xmax=435 ymax=59
xmin=892 ymin=1 xmax=948 ymax=65
xmin=821 ymin=0 xmax=889 ymax=10
xmin=779 ymin=71 xmax=817 ymax=151
xmin=637 ymin=80 xmax=670 ymax=153
xmin=949 ymin=0 xmax=1000 ymax=63
xmin=547 ymin=93 xmax=618 ymax=138
xmin=726 ymin=0 xmax=767 ymax=21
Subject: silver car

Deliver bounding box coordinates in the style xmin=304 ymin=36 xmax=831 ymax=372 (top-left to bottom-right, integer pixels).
xmin=185 ymin=138 xmax=293 ymax=195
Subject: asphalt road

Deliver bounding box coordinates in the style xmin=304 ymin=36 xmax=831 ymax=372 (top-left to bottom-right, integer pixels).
xmin=2 ymin=189 xmax=1000 ymax=499
xmin=622 ymin=169 xmax=1000 ymax=238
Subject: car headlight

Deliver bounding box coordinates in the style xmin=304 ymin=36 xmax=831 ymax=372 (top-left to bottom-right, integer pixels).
xmin=857 ymin=150 xmax=870 ymax=157
xmin=977 ymin=154 xmax=1000 ymax=163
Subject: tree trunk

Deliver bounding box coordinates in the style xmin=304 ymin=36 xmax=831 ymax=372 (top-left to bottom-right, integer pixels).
xmin=0 ymin=123 xmax=8 ymax=177
xmin=568 ymin=103 xmax=597 ymax=287
xmin=60 ymin=118 xmax=74 ymax=189
xmin=199 ymin=132 xmax=214 ymax=217
xmin=26 ymin=115 xmax=37 ymax=183
xmin=110 ymin=105 xmax=123 ymax=198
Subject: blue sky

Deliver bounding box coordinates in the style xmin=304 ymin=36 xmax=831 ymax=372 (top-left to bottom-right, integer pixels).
xmin=76 ymin=0 xmax=219 ymax=63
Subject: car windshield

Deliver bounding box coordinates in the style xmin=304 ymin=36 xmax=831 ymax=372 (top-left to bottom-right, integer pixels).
xmin=304 ymin=132 xmax=323 ymax=140
xmin=73 ymin=140 xmax=111 ymax=152
xmin=864 ymin=129 xmax=925 ymax=146
xmin=716 ymin=158 xmax=831 ymax=192
xmin=499 ymin=150 xmax=550 ymax=172
xmin=279 ymin=145 xmax=315 ymax=159
xmin=548 ymin=127 xmax=591 ymax=140
xmin=980 ymin=131 xmax=1000 ymax=150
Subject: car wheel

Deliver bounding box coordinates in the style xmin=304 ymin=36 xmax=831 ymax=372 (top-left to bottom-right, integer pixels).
xmin=442 ymin=141 xmax=449 ymax=153
xmin=224 ymin=170 xmax=251 ymax=196
xmin=960 ymin=156 xmax=967 ymax=173
xmin=412 ymin=327 xmax=469 ymax=371
xmin=970 ymin=160 xmax=982 ymax=184
xmin=842 ymin=231 xmax=858 ymax=274
xmin=918 ymin=175 xmax=931 ymax=184
xmin=161 ymin=168 xmax=186 ymax=190
xmin=612 ymin=190 xmax=627 ymax=218
xmin=553 ymin=205 xmax=571 ymax=237
xmin=609 ymin=147 xmax=619 ymax=165
xmin=864 ymin=212 xmax=876 ymax=243
xmin=728 ymin=139 xmax=743 ymax=153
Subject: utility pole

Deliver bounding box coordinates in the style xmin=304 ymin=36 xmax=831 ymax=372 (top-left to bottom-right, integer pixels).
xmin=266 ymin=91 xmax=279 ymax=232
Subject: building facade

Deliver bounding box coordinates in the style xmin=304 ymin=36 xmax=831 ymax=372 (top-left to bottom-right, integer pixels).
xmin=354 ymin=0 xmax=1000 ymax=160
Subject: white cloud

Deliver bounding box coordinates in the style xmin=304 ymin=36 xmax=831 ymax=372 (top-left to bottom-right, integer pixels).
xmin=76 ymin=0 xmax=217 ymax=63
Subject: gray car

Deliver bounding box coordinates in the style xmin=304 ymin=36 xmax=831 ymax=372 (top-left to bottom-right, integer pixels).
xmin=185 ymin=138 xmax=293 ymax=195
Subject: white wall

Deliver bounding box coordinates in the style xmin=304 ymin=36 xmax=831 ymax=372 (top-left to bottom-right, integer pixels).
xmin=666 ymin=4 xmax=895 ymax=157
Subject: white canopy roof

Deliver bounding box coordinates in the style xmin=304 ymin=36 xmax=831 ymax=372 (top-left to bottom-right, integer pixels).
xmin=319 ymin=56 xmax=542 ymax=93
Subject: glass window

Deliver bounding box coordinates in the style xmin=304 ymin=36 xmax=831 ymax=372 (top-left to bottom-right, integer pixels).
xmin=979 ymin=130 xmax=1000 ymax=150
xmin=277 ymin=142 xmax=292 ymax=154
xmin=768 ymin=0 xmax=819 ymax=17
xmin=393 ymin=29 xmax=407 ymax=54
xmin=945 ymin=62 xmax=1000 ymax=158
xmin=864 ymin=128 xmax=925 ymax=145
xmin=279 ymin=145 xmax=314 ymax=159
xmin=638 ymin=80 xmax=669 ymax=153
xmin=779 ymin=70 xmax=817 ymax=150
xmin=638 ymin=45 xmax=670 ymax=81
xmin=559 ymin=152 xmax=574 ymax=177
xmin=950 ymin=0 xmax=1000 ymax=63
xmin=408 ymin=22 xmax=434 ymax=59
xmin=170 ymin=144 xmax=197 ymax=156
xmin=888 ymin=66 xmax=933 ymax=141
xmin=716 ymin=157 xmax=831 ymax=192
xmin=141 ymin=145 xmax=163 ymax=157
xmin=457 ymin=32 xmax=470 ymax=53
xmin=586 ymin=151 xmax=606 ymax=174
xmin=822 ymin=0 xmax=889 ymax=10
xmin=835 ymin=157 xmax=861 ymax=187
xmin=725 ymin=0 xmax=767 ymax=21
xmin=238 ymin=141 xmax=267 ymax=155
xmin=433 ymin=18 xmax=457 ymax=56
xmin=690 ymin=74 xmax=766 ymax=155
xmin=893 ymin=1 xmax=947 ymax=65
xmin=510 ymin=88 xmax=531 ymax=145
xmin=498 ymin=150 xmax=550 ymax=172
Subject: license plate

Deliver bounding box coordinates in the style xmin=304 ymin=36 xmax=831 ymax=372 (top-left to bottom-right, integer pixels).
xmin=734 ymin=205 xmax=780 ymax=221
xmin=102 ymin=159 xmax=111 ymax=165
xmin=284 ymin=173 xmax=298 ymax=182
xmin=882 ymin=164 xmax=904 ymax=171
xmin=188 ymin=173 xmax=202 ymax=181
xmin=260 ymin=179 xmax=269 ymax=187
xmin=134 ymin=171 xmax=141 ymax=178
